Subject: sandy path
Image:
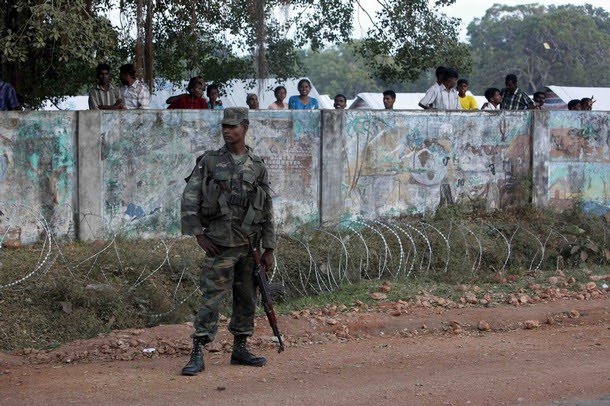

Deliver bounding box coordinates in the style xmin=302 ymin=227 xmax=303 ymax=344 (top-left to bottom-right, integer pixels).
xmin=1 ymin=297 xmax=609 ymax=406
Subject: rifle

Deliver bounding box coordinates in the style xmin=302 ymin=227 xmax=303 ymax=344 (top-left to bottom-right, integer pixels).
xmin=249 ymin=241 xmax=285 ymax=353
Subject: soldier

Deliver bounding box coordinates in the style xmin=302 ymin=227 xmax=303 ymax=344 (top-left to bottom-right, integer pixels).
xmin=180 ymin=107 xmax=276 ymax=376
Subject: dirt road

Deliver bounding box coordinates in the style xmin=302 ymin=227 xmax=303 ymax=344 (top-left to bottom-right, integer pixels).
xmin=1 ymin=297 xmax=609 ymax=406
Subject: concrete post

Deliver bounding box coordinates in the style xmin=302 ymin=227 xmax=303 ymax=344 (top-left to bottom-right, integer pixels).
xmin=77 ymin=111 xmax=104 ymax=241
xmin=531 ymin=110 xmax=551 ymax=208
xmin=319 ymin=109 xmax=345 ymax=225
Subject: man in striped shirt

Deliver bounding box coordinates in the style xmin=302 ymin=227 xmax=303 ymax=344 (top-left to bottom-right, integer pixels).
xmin=500 ymin=74 xmax=534 ymax=110
xmin=88 ymin=63 xmax=124 ymax=110
xmin=119 ymin=64 xmax=150 ymax=110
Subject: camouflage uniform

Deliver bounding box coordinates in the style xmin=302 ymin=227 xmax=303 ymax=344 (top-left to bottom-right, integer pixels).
xmin=181 ymin=143 xmax=276 ymax=342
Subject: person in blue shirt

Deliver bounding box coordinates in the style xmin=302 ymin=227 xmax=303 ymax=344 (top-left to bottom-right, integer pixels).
xmin=288 ymin=79 xmax=318 ymax=110
xmin=0 ymin=80 xmax=20 ymax=111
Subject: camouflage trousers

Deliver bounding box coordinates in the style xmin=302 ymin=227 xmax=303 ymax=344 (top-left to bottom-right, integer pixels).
xmin=193 ymin=244 xmax=257 ymax=342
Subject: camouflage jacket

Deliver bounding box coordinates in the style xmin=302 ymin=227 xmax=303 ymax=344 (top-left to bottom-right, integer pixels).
xmin=181 ymin=145 xmax=276 ymax=249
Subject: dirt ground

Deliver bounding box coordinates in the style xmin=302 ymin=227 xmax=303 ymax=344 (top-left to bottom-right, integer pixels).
xmin=1 ymin=295 xmax=609 ymax=406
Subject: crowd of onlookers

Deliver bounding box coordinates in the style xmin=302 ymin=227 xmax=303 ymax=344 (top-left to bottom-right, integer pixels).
xmin=0 ymin=62 xmax=597 ymax=112
xmin=414 ymin=66 xmax=595 ymax=112
xmin=88 ymin=63 xmax=593 ymax=112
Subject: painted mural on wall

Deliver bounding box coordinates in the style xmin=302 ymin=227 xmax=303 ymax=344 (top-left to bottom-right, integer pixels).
xmin=341 ymin=110 xmax=532 ymax=219
xmin=101 ymin=110 xmax=319 ymax=237
xmin=247 ymin=110 xmax=320 ymax=229
xmin=547 ymin=111 xmax=610 ymax=214
xmin=0 ymin=112 xmax=77 ymax=245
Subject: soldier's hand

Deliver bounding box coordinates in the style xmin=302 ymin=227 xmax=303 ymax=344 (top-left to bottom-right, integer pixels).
xmin=196 ymin=234 xmax=220 ymax=257
xmin=261 ymin=249 xmax=274 ymax=270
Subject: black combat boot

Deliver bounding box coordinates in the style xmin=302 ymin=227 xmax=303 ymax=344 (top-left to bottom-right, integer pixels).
xmin=230 ymin=335 xmax=266 ymax=367
xmin=181 ymin=337 xmax=206 ymax=376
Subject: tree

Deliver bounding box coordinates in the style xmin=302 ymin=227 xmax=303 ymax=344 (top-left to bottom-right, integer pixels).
xmin=356 ymin=0 xmax=471 ymax=84
xmin=0 ymin=0 xmax=119 ymax=108
xmin=149 ymin=0 xmax=471 ymax=92
xmin=149 ymin=0 xmax=357 ymax=87
xmin=467 ymin=4 xmax=610 ymax=93
xmin=1 ymin=0 xmax=471 ymax=106
xmin=299 ymin=42 xmax=440 ymax=98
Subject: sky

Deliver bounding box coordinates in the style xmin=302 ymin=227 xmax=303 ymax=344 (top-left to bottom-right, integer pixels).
xmin=354 ymin=0 xmax=610 ymax=41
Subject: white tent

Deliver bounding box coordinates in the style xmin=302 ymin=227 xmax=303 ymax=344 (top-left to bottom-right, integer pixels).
xmin=349 ymin=92 xmax=487 ymax=110
xmin=544 ymin=86 xmax=610 ymax=111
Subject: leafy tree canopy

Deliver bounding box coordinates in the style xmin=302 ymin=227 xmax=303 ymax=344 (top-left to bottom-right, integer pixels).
xmin=1 ymin=0 xmax=471 ymax=108
xmin=356 ymin=0 xmax=471 ymax=84
xmin=0 ymin=0 xmax=119 ymax=108
xmin=299 ymin=42 xmax=439 ymax=98
xmin=467 ymin=4 xmax=610 ymax=94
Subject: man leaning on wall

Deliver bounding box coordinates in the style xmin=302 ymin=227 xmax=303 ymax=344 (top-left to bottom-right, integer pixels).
xmin=88 ymin=63 xmax=125 ymax=110
xmin=119 ymin=64 xmax=150 ymax=110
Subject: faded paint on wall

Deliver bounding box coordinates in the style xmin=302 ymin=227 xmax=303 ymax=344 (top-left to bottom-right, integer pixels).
xmin=0 ymin=112 xmax=77 ymax=244
xmin=546 ymin=111 xmax=610 ymax=214
xmin=341 ymin=110 xmax=532 ymax=219
xmin=246 ymin=110 xmax=320 ymax=228
xmin=102 ymin=110 xmax=223 ymax=237
xmin=6 ymin=109 xmax=610 ymax=244
xmin=101 ymin=110 xmax=319 ymax=237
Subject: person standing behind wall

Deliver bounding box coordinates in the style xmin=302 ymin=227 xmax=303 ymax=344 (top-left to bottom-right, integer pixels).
xmin=167 ymin=77 xmax=208 ymax=109
xmin=500 ymin=74 xmax=533 ymax=110
xmin=119 ymin=64 xmax=150 ymax=109
xmin=383 ymin=90 xmax=396 ymax=109
xmin=207 ymin=84 xmax=224 ymax=110
xmin=418 ymin=68 xmax=461 ymax=110
xmin=567 ymin=99 xmax=581 ymax=110
xmin=88 ymin=63 xmax=124 ymax=110
xmin=0 ymin=78 xmax=20 ymax=111
xmin=246 ymin=93 xmax=259 ymax=109
xmin=481 ymin=88 xmax=502 ymax=110
xmin=268 ymin=86 xmax=288 ymax=110
xmin=457 ymin=79 xmax=478 ymax=110
xmin=580 ymin=97 xmax=594 ymax=111
xmin=533 ymin=91 xmax=546 ymax=109
xmin=418 ymin=66 xmax=446 ymax=110
xmin=424 ymin=68 xmax=461 ymax=110
xmin=288 ymin=79 xmax=319 ymax=110
xmin=333 ymin=94 xmax=347 ymax=109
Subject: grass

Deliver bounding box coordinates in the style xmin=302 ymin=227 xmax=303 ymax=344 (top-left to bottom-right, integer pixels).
xmin=0 ymin=207 xmax=608 ymax=351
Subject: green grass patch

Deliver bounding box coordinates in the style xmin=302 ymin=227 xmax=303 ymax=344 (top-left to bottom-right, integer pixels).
xmin=1 ymin=207 xmax=609 ymax=351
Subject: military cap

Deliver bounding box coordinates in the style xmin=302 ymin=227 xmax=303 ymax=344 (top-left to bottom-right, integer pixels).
xmin=221 ymin=107 xmax=248 ymax=125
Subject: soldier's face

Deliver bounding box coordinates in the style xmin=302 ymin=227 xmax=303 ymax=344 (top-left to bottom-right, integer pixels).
xmin=222 ymin=123 xmax=247 ymax=146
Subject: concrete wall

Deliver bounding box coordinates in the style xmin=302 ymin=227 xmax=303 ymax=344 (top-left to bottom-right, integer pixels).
xmin=1 ymin=109 xmax=609 ymax=244
xmin=0 ymin=112 xmax=77 ymax=245
xmin=99 ymin=110 xmax=319 ymax=238
xmin=321 ymin=110 xmax=532 ymax=222
xmin=533 ymin=110 xmax=610 ymax=214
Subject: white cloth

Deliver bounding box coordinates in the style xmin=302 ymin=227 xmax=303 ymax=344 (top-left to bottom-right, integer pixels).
xmin=481 ymin=102 xmax=501 ymax=110
xmin=419 ymin=83 xmax=441 ymax=108
xmin=436 ymin=85 xmax=461 ymax=110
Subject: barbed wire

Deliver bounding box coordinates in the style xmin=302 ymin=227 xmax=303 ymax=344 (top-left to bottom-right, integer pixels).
xmin=1 ymin=201 xmax=608 ymax=319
